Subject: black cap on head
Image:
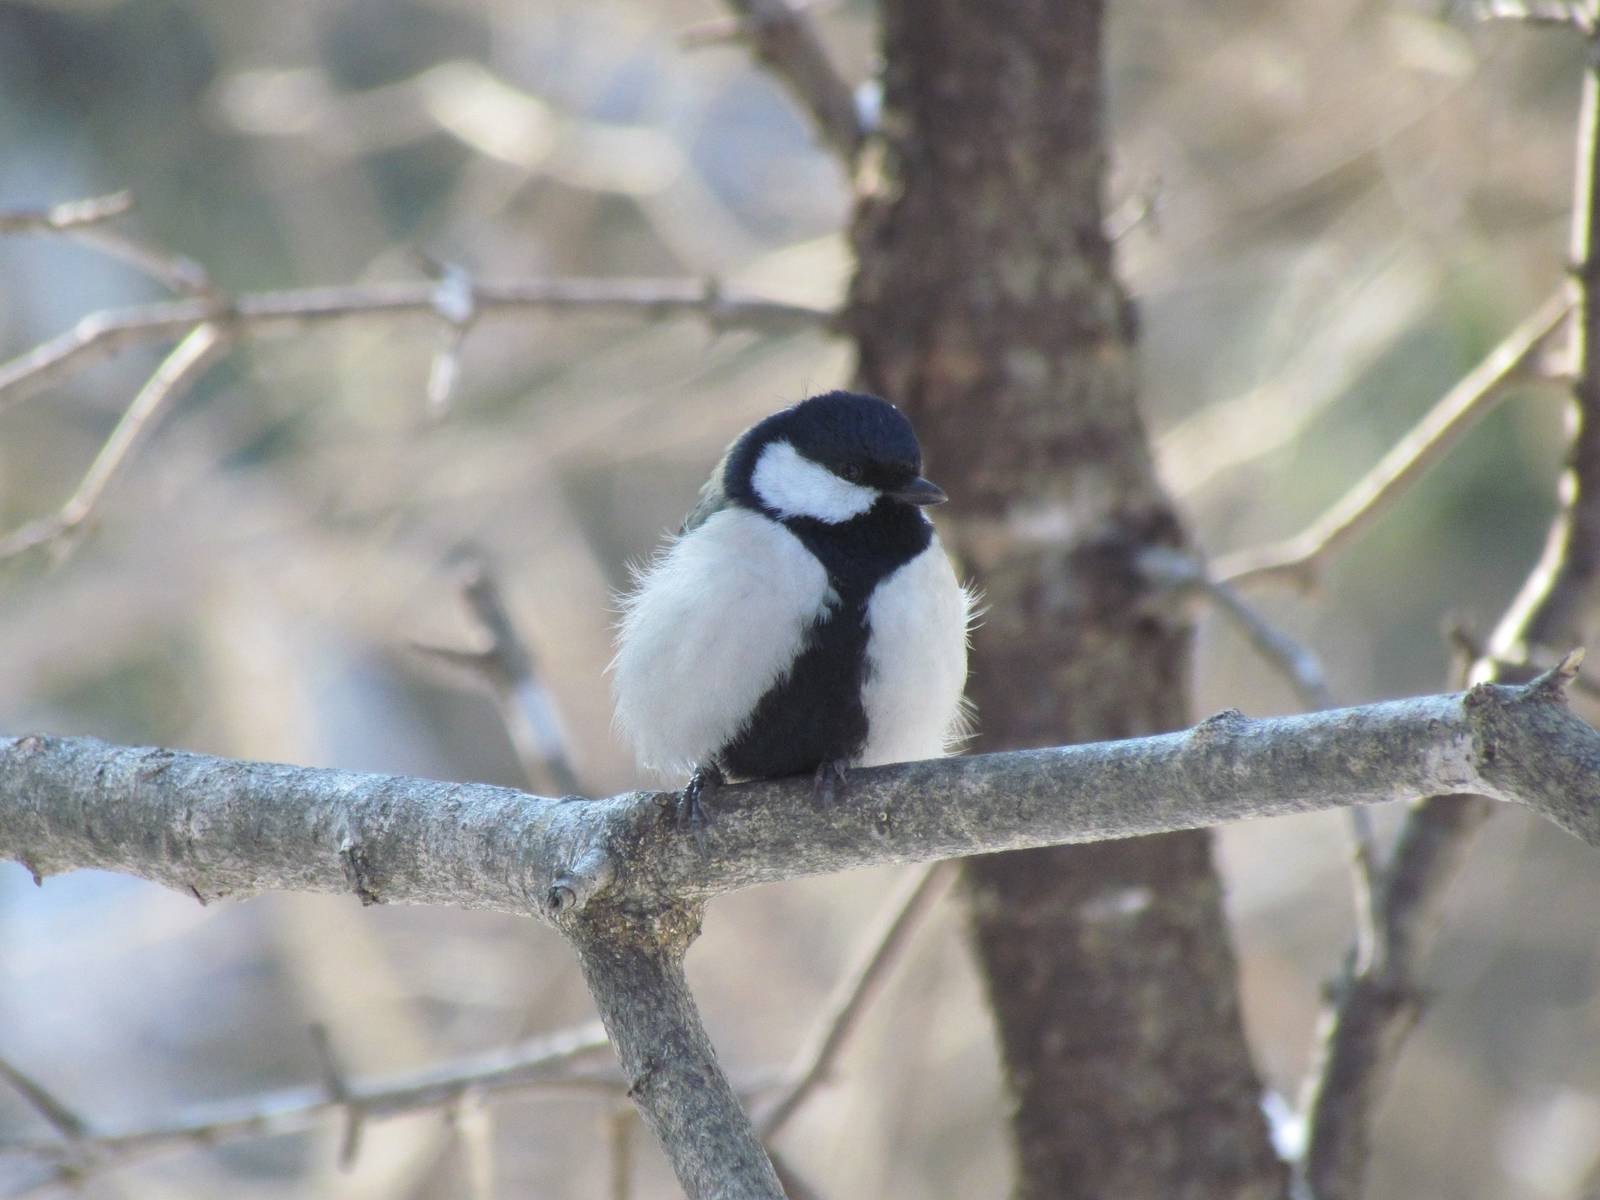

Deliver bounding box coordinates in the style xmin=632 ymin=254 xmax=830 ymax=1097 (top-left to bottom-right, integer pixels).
xmin=722 ymin=390 xmax=943 ymax=517
xmin=777 ymin=390 xmax=923 ymax=476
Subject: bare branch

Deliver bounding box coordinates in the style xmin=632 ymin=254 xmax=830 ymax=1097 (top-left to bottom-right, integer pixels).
xmin=3 ymin=1022 xmax=611 ymax=1190
xmin=758 ymin=861 xmax=955 ymax=1138
xmin=0 ymin=1057 xmax=87 ymax=1142
xmin=1214 ymin=290 xmax=1573 ymax=590
xmin=0 ymin=191 xmax=133 ymax=234
xmin=1139 ymin=547 xmax=1333 ymax=709
xmin=0 ymin=324 xmax=229 ymax=563
xmin=1479 ymin=0 xmax=1594 ymax=30
xmin=308 ymin=1024 xmax=365 ymax=1170
xmin=1299 ymin=38 xmax=1600 ymax=1200
xmin=411 ymin=551 xmax=583 ymax=795
xmin=5 ymin=671 xmax=1600 ymax=1199
xmin=607 ymin=1101 xmax=635 ymax=1200
xmin=682 ymin=0 xmax=838 ymax=47
xmin=0 ymin=191 xmax=210 ymax=295
xmin=720 ymin=0 xmax=864 ymax=160
xmin=5 ymin=671 xmax=1598 ymax=917
xmin=0 ymin=277 xmax=835 ymax=414
xmin=1139 ymin=546 xmax=1381 ymax=962
xmin=569 ymin=906 xmax=786 ymax=1199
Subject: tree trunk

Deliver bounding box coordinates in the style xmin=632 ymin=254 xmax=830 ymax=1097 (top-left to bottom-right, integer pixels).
xmin=846 ymin=2 xmax=1287 ymax=1196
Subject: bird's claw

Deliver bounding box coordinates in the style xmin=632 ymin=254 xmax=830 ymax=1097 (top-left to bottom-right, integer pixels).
xmin=812 ymin=759 xmax=849 ymax=808
xmin=678 ymin=764 xmax=724 ymax=840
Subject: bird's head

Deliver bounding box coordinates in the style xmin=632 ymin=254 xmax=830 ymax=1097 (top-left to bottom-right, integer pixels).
xmin=727 ymin=391 xmax=946 ymax=525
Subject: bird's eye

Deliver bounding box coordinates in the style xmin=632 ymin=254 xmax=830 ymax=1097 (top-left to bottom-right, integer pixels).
xmin=841 ymin=463 xmax=865 ymax=483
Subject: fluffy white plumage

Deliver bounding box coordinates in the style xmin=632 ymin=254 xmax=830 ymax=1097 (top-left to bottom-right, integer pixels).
xmin=611 ymin=507 xmax=836 ymax=775
xmin=859 ymin=536 xmax=975 ymax=764
xmin=611 ymin=389 xmax=974 ymax=783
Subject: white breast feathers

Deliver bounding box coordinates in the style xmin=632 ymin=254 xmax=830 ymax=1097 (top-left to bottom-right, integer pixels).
xmin=611 ymin=507 xmax=836 ymax=776
xmin=859 ymin=535 xmax=975 ymax=766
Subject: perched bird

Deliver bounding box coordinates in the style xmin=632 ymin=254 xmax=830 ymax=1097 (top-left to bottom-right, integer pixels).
xmin=611 ymin=389 xmax=972 ymax=817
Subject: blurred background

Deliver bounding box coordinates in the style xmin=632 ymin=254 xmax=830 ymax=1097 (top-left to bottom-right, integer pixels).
xmin=1 ymin=0 xmax=1598 ymax=1196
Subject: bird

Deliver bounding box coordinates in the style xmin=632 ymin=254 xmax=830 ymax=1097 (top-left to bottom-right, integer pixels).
xmin=611 ymin=389 xmax=973 ymax=821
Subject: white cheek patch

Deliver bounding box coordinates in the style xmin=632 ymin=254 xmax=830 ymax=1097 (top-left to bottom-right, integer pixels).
xmin=752 ymin=440 xmax=878 ymax=524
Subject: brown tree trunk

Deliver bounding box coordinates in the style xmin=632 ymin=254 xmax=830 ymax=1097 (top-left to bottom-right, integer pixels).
xmin=846 ymin=2 xmax=1287 ymax=1197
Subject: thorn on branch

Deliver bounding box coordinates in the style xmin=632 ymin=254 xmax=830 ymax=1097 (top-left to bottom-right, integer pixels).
xmin=547 ymin=846 xmax=616 ymax=918
xmin=1531 ymin=646 xmax=1587 ymax=700
xmin=338 ymin=837 xmax=382 ymax=906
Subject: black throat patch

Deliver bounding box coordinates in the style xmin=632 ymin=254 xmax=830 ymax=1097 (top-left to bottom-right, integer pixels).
xmin=715 ymin=501 xmax=933 ymax=780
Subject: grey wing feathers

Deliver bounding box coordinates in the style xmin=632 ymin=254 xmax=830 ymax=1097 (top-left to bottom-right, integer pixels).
xmin=681 ymin=454 xmax=732 ymax=533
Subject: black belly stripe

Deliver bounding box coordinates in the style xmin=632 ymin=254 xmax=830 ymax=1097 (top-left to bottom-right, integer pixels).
xmin=715 ymin=499 xmax=933 ymax=780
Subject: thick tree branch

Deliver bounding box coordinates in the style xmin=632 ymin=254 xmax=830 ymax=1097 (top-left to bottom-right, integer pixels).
xmin=569 ymin=905 xmax=786 ymax=1199
xmin=5 ymin=669 xmax=1598 ymax=1197
xmin=3 ymin=668 xmax=1596 ymax=918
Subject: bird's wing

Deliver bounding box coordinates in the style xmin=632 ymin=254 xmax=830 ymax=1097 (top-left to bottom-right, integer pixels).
xmin=680 ymin=454 xmax=731 ymax=534
xmin=612 ymin=508 xmax=834 ymax=775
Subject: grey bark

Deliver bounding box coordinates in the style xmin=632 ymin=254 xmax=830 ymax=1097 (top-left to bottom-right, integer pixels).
xmin=5 ymin=669 xmax=1600 ymax=1195
xmin=4 ymin=672 xmax=1596 ymax=918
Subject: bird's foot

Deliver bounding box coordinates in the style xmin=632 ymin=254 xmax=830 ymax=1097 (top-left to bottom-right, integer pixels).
xmin=678 ymin=763 xmax=725 ymax=834
xmin=812 ymin=758 xmax=850 ymax=808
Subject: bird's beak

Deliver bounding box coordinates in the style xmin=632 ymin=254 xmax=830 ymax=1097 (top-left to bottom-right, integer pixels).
xmin=890 ymin=476 xmax=947 ymax=506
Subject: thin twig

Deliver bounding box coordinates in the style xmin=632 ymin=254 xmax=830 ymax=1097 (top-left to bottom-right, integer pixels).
xmin=0 ymin=277 xmax=834 ymax=413
xmin=1479 ymin=0 xmax=1595 ymax=30
xmin=410 ymin=550 xmax=583 ymax=795
xmin=682 ymin=0 xmax=838 ymax=47
xmin=1107 ymin=177 xmax=1163 ymax=244
xmin=757 ymin=861 xmax=956 ymax=1139
xmin=1447 ymin=621 xmax=1600 ymax=698
xmin=1138 ymin=546 xmax=1381 ymax=966
xmin=450 ymin=1089 xmax=496 ymax=1200
xmin=1214 ymin=289 xmax=1573 ymax=590
xmin=720 ymin=0 xmax=864 ymax=160
xmin=0 ymin=322 xmax=230 ymax=564
xmin=64 ymin=225 xmax=213 ymax=296
xmin=0 ymin=1057 xmax=87 ymax=1142
xmin=0 ymin=191 xmax=207 ymax=295
xmin=308 ymin=1024 xmax=365 ymax=1170
xmin=0 ymin=191 xmax=133 ymax=234
xmin=4 ymin=1022 xmax=612 ymax=1189
xmin=607 ymin=1101 xmax=634 ymax=1200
